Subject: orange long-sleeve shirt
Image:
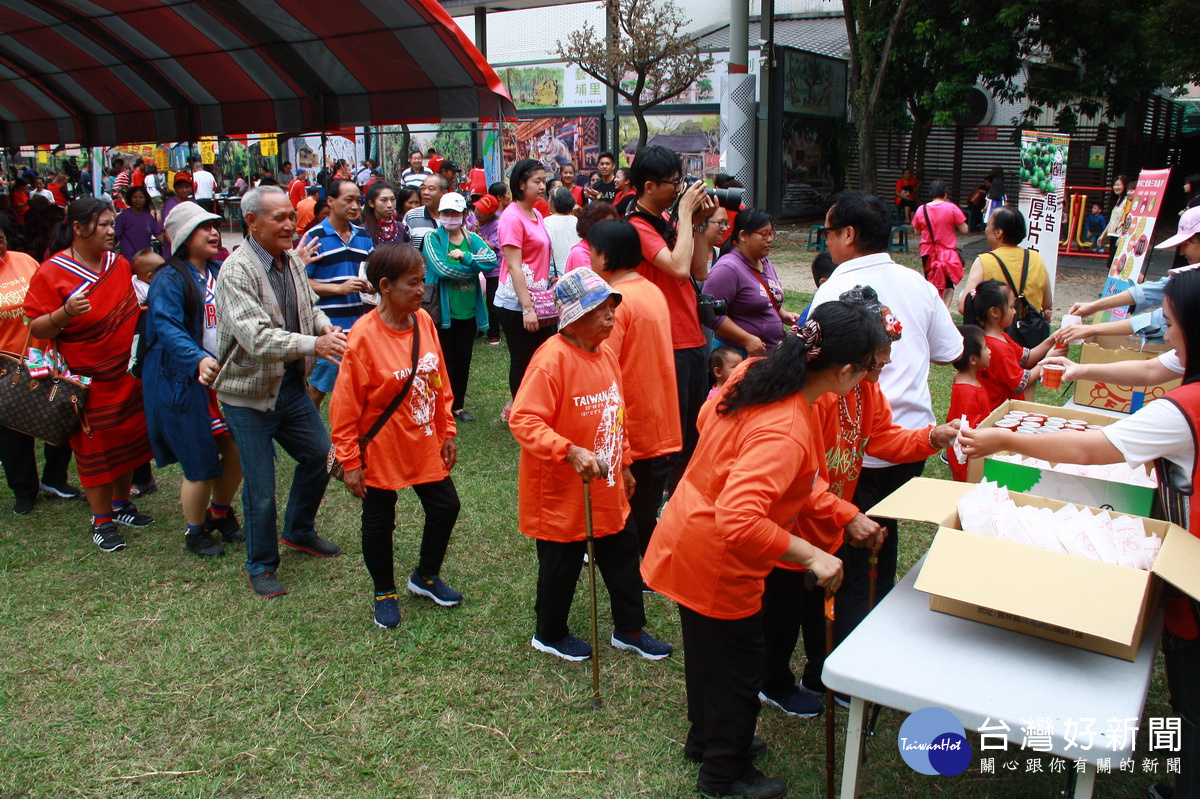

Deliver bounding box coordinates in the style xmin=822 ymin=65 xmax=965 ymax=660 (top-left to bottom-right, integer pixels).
xmin=329 ymin=309 xmax=456 ymax=490
xmin=509 ymin=334 xmax=632 ymax=543
xmin=602 ymin=274 xmax=682 ymax=461
xmin=782 ymin=380 xmax=937 ymax=571
xmin=641 ymin=360 xmax=823 ymax=619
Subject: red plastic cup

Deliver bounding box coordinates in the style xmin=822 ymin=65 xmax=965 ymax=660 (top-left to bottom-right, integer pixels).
xmin=1042 ymin=364 xmax=1065 ymax=389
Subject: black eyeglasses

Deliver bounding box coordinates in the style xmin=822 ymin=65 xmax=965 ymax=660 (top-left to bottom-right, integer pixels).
xmin=819 ymin=225 xmax=846 ymax=240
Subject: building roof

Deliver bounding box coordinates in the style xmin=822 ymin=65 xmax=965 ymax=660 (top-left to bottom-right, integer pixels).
xmin=0 ymin=0 xmax=515 ymax=146
xmin=696 ymin=15 xmax=849 ymax=61
xmin=624 ymin=133 xmax=712 ymax=153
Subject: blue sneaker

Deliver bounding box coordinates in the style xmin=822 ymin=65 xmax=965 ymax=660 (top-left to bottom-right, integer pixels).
xmin=611 ymin=629 xmax=673 ymax=660
xmin=407 ymin=570 xmax=463 ymax=607
xmin=374 ymin=592 xmax=401 ymax=628
xmin=531 ymin=633 xmax=592 ymax=661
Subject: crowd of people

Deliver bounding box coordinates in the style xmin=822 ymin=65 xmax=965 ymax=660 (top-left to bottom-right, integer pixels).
xmin=3 ymin=145 xmax=1200 ymax=799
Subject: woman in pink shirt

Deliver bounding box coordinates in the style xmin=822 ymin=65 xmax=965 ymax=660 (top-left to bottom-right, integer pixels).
xmin=564 ymin=200 xmax=619 ymax=273
xmin=913 ymin=179 xmax=968 ymax=307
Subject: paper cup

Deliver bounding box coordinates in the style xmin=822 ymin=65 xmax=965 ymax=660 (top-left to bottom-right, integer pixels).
xmin=1042 ymin=364 xmax=1065 ymax=389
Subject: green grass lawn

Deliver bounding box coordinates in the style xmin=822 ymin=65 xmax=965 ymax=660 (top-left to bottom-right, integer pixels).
xmin=0 ymin=318 xmax=1174 ymax=797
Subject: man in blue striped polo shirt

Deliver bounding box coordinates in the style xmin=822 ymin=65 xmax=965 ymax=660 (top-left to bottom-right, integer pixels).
xmin=304 ymin=177 xmax=374 ymax=407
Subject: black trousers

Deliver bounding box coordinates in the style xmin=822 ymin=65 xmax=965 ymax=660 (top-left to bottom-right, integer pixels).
xmin=439 ymin=317 xmax=477 ymax=413
xmin=680 ymin=604 xmax=764 ymax=789
xmin=1166 ymin=642 xmax=1200 ymax=798
xmin=628 ymin=454 xmax=672 ymax=556
xmin=0 ymin=426 xmax=71 ymax=501
xmin=533 ymin=523 xmax=645 ymax=642
xmin=361 ymin=477 xmax=460 ymax=593
xmin=834 ymin=460 xmax=926 ymax=646
xmin=484 ymin=276 xmax=502 ymax=340
xmin=667 ymin=345 xmax=708 ymax=492
xmin=495 ymin=307 xmax=556 ymax=398
xmin=761 ymin=566 xmax=828 ymax=696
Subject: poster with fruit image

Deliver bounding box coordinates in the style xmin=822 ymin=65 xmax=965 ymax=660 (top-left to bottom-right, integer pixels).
xmin=1097 ymin=167 xmax=1171 ymax=320
xmin=1017 ymin=130 xmax=1070 ymax=291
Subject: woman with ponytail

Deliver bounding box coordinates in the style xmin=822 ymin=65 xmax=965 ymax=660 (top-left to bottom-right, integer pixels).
xmin=642 ymin=300 xmax=885 ymax=799
xmin=962 ymin=265 xmax=1200 ymax=799
xmin=24 ymin=198 xmax=155 ymax=552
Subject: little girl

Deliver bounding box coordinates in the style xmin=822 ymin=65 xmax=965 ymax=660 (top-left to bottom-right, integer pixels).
xmin=947 ymin=324 xmax=994 ymax=481
xmin=963 ymin=279 xmax=1059 ymax=412
xmin=707 ymin=345 xmax=744 ymax=400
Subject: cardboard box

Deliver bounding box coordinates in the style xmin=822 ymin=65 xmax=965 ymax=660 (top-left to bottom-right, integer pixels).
xmin=869 ymin=477 xmax=1200 ymax=660
xmin=967 ymin=400 xmax=1157 ymax=516
xmin=1073 ymin=335 xmax=1181 ymax=413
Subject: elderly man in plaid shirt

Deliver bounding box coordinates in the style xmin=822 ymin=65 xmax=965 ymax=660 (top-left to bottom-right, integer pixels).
xmin=214 ymin=185 xmax=349 ymax=599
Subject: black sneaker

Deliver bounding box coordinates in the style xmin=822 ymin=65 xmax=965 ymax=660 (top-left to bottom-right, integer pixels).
xmin=13 ymin=497 xmax=35 ymax=516
xmin=374 ymin=592 xmax=401 ymax=628
xmin=799 ymin=678 xmax=825 ymax=698
xmin=407 ymin=570 xmax=463 ymax=606
xmin=611 ymin=629 xmax=673 ymax=660
xmin=92 ymin=522 xmax=126 ymax=552
xmin=697 ymin=768 xmax=787 ymax=798
xmin=759 ymin=689 xmax=822 ymax=719
xmin=1148 ymin=784 xmax=1175 ymax=799
xmin=453 ymin=409 xmax=475 ymax=422
xmin=40 ymin=481 xmax=80 ymax=499
xmin=834 ymin=693 xmax=851 ymax=709
xmin=531 ymin=633 xmax=592 ymax=661
xmin=282 ymin=535 xmax=342 ymax=557
xmin=205 ymin=509 xmax=245 ymax=543
xmin=686 ymin=736 xmax=767 ymax=764
xmin=184 ymin=527 xmax=225 ymax=558
xmin=112 ymin=502 xmax=155 ymax=527
xmin=248 ymin=570 xmax=287 ymax=598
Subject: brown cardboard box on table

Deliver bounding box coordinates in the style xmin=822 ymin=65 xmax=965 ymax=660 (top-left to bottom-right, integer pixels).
xmin=1073 ymin=335 xmax=1180 ymax=414
xmin=869 ymin=477 xmax=1200 ymax=661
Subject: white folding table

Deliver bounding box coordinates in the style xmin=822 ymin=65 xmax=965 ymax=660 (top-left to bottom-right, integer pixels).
xmin=823 ymin=555 xmax=1162 ymax=798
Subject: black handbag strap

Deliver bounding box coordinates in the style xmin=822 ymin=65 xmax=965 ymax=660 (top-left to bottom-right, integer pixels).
xmin=988 ymin=249 xmax=1034 ymax=312
xmin=361 ymin=313 xmax=419 ymax=448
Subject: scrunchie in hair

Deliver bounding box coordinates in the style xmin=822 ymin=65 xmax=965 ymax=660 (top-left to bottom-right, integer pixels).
xmin=797 ymin=318 xmax=823 ymax=362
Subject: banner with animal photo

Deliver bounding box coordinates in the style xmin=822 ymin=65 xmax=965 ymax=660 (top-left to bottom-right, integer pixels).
xmin=1017 ymin=130 xmax=1070 ymax=291
xmin=1098 ymin=168 xmax=1172 ymax=321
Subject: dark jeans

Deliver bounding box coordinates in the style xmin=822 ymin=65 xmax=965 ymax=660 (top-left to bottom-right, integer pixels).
xmin=222 ymin=372 xmax=331 ymax=576
xmin=440 ymin=317 xmax=478 ymax=413
xmin=533 ymin=524 xmax=644 ymax=642
xmin=131 ymin=461 xmax=153 ymax=485
xmin=484 ymin=276 xmax=501 ymax=340
xmin=761 ymin=567 xmax=828 ymax=696
xmin=1166 ymin=643 xmax=1200 ymax=798
xmin=0 ymin=426 xmax=71 ymax=501
xmin=834 ymin=460 xmax=926 ymax=646
xmin=667 ymin=345 xmax=708 ymax=492
xmin=628 ymin=454 xmax=672 ymax=556
xmin=495 ymin=306 xmax=556 ymax=398
xmin=361 ymin=478 xmax=460 ymax=593
xmin=680 ymin=604 xmax=764 ymax=789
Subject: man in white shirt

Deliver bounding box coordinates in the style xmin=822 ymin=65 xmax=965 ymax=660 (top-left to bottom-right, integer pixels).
xmin=190 ymin=159 xmax=218 ymax=213
xmin=810 ymin=190 xmax=963 ymax=653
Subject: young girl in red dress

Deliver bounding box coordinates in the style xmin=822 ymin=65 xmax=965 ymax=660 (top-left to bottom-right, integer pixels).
xmin=963 ymin=279 xmax=1059 ymax=413
xmin=24 ymin=199 xmax=155 ymax=553
xmin=947 ymin=324 xmax=994 ymax=481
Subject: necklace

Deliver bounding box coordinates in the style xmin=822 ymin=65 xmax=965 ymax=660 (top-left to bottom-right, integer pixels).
xmin=69 ymin=247 xmax=101 ymax=274
xmin=838 ymin=384 xmax=863 ymax=447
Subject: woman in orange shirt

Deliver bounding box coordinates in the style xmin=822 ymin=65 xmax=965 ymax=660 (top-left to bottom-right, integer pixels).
xmin=588 ymin=219 xmax=681 ymax=556
xmin=329 ymin=244 xmax=463 ymax=629
xmin=0 ymin=225 xmax=78 ymax=515
xmin=641 ymin=301 xmax=885 ymax=799
xmin=510 ymin=267 xmax=673 ymax=663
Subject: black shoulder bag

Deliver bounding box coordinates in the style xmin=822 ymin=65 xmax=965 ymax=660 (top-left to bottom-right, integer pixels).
xmin=988 ymin=250 xmax=1050 ymax=348
xmin=327 ymin=314 xmax=419 ymax=482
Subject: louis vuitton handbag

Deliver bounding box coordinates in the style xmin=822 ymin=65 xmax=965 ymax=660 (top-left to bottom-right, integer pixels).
xmin=0 ymin=330 xmax=90 ymax=446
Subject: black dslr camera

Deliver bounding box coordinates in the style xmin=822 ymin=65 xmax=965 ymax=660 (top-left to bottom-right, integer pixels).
xmin=682 ymin=175 xmax=746 ymax=211
xmin=696 ymin=291 xmax=727 ymax=325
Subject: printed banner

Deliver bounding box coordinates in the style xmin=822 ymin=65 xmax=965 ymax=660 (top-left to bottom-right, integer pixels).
xmin=1017 ymin=130 xmax=1070 ymax=291
xmin=1099 ymin=167 xmax=1171 ymax=320
xmin=199 ymin=138 xmax=216 ymax=164
xmin=259 ymin=134 xmax=278 ymax=158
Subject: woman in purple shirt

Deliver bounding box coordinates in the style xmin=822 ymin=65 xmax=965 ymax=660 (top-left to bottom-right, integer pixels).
xmin=704 ymin=209 xmax=799 ymax=355
xmin=113 ymin=186 xmax=163 ymax=258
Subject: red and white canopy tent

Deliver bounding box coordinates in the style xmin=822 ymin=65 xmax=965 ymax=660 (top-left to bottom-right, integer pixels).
xmin=0 ymin=0 xmax=515 ymax=148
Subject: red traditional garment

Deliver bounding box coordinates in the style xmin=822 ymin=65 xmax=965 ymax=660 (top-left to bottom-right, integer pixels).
xmin=24 ymin=250 xmax=152 ymax=486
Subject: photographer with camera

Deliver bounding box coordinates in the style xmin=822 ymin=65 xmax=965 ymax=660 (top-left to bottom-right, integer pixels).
xmin=627 ymin=145 xmax=719 ymax=489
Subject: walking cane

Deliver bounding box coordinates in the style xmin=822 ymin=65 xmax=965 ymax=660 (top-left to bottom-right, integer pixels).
xmin=583 ymin=478 xmax=603 ymax=709
xmin=824 ymin=585 xmax=836 ymax=799
xmin=862 ymin=547 xmax=884 ymax=761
